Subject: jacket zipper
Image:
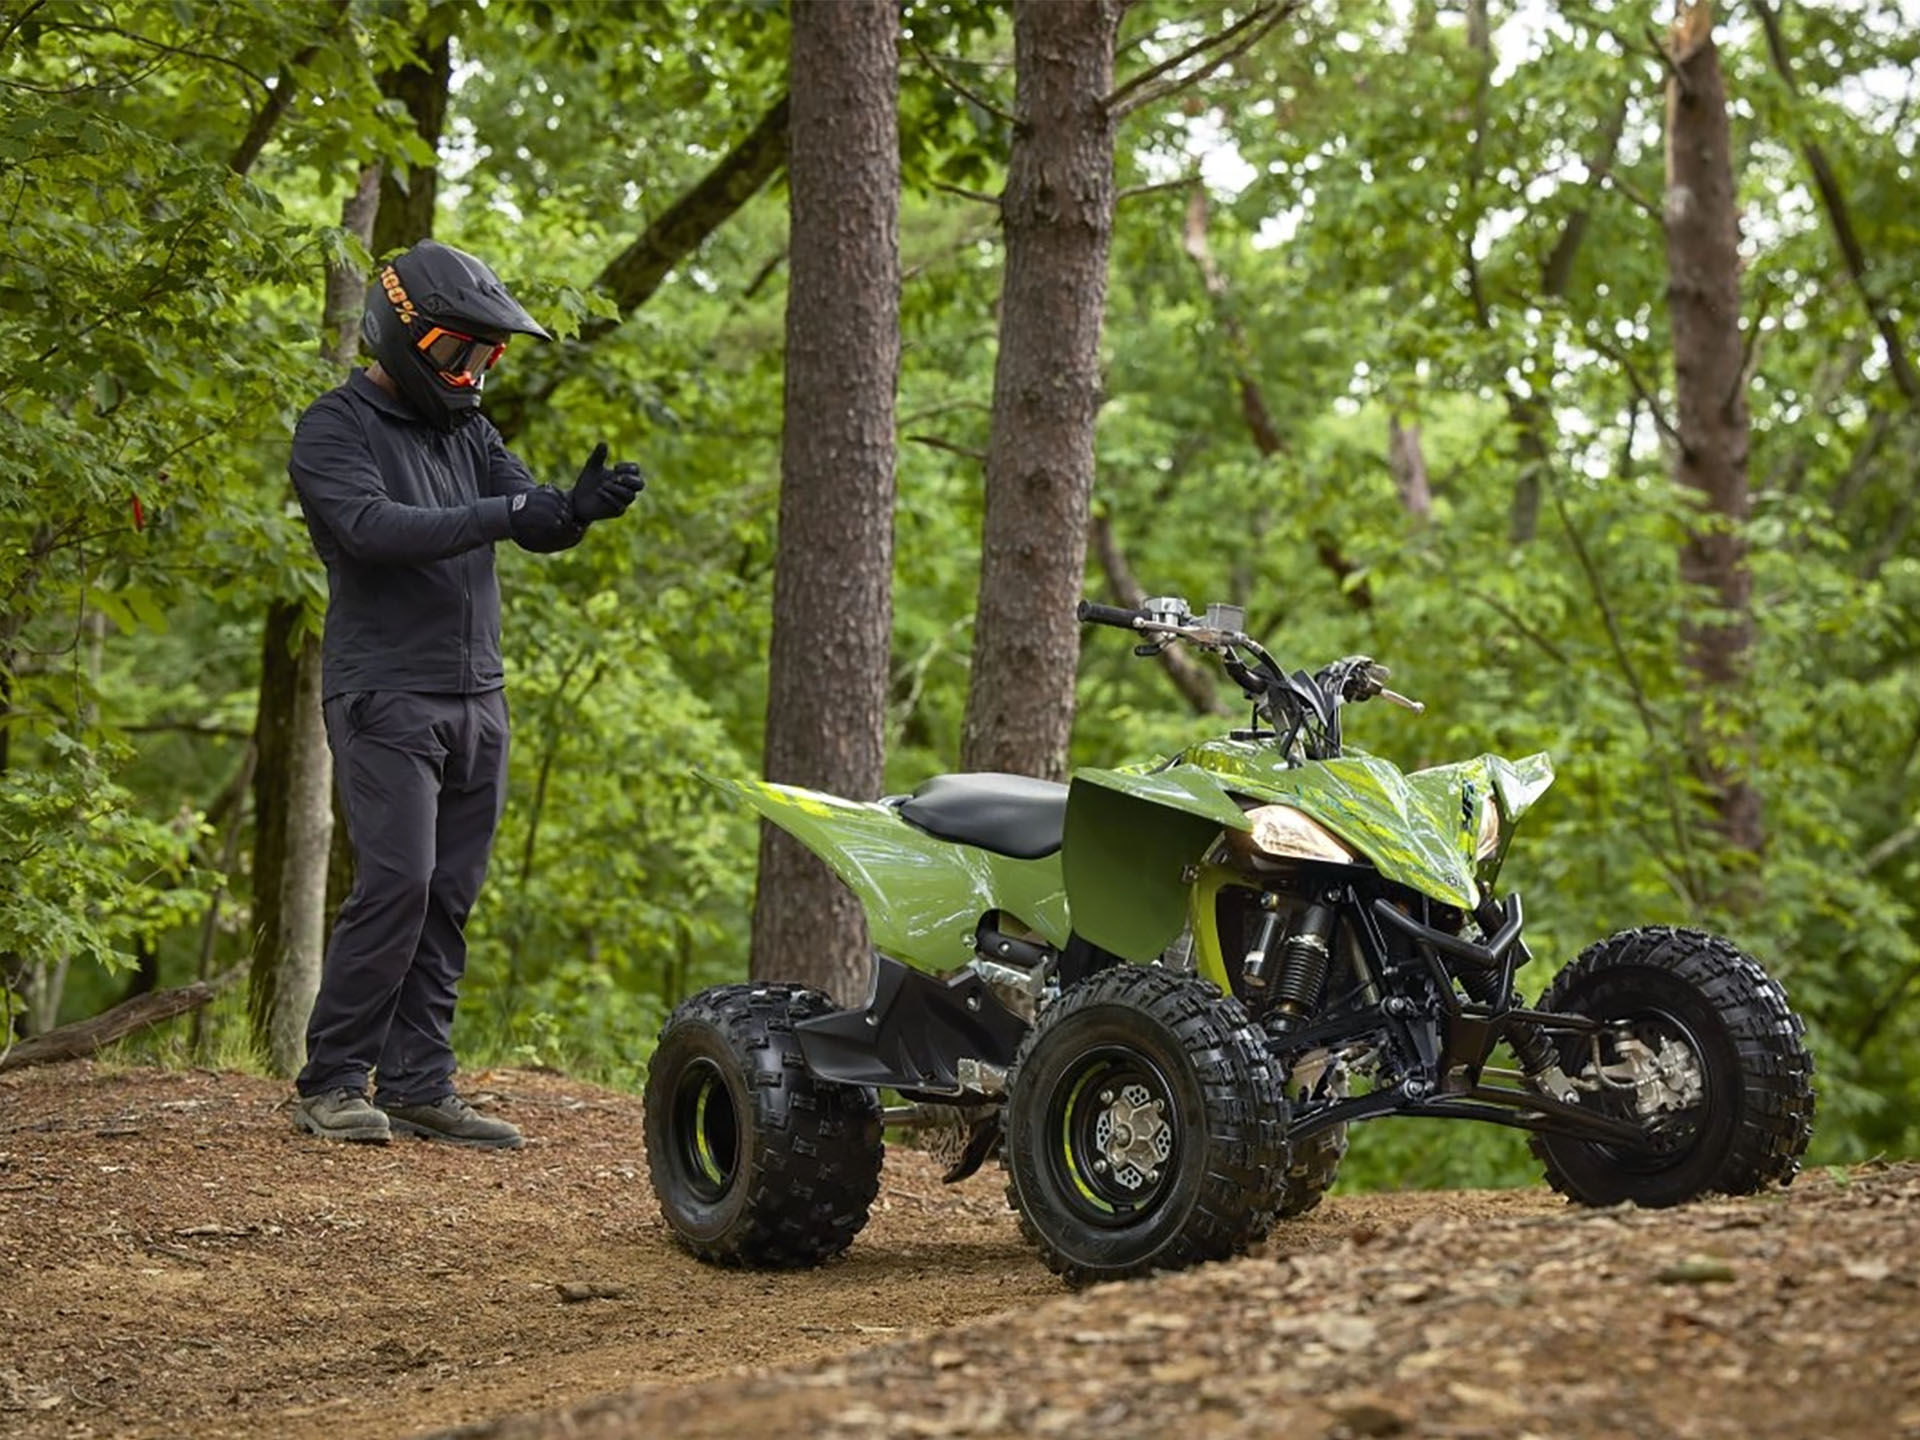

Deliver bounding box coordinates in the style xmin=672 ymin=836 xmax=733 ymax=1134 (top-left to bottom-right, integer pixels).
xmin=428 ymin=435 xmax=473 ymax=688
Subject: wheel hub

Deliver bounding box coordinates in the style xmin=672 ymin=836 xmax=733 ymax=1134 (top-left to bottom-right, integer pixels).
xmin=1092 ymin=1084 xmax=1173 ymax=1190
xmin=1577 ymin=1028 xmax=1705 ymax=1117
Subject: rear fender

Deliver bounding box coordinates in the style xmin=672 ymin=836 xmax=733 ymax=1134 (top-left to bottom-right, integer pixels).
xmin=1062 ymin=767 xmax=1249 ymax=965
xmin=704 ymin=775 xmax=1069 ymax=971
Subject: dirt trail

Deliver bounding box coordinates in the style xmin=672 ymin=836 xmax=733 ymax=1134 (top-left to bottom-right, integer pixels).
xmin=1 ymin=1065 xmax=1914 ymax=1440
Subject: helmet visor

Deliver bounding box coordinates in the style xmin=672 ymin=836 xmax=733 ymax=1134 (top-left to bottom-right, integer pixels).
xmin=415 ymin=326 xmax=508 ymax=388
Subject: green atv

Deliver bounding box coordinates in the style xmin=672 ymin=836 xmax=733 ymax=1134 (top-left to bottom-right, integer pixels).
xmin=644 ymin=597 xmax=1816 ymax=1285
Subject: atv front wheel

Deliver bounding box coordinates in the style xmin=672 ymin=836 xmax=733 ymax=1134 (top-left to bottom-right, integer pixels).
xmin=1531 ymin=927 xmax=1814 ymax=1208
xmin=643 ymin=983 xmax=884 ymax=1267
xmin=1002 ymin=966 xmax=1289 ymax=1286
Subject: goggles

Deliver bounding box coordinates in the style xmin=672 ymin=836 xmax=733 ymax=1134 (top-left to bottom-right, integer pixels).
xmin=415 ymin=325 xmax=508 ymax=388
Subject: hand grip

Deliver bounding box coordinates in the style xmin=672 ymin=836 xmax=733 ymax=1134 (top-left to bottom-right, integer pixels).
xmin=1077 ymin=600 xmax=1144 ymax=629
xmin=1379 ymin=687 xmax=1426 ymax=714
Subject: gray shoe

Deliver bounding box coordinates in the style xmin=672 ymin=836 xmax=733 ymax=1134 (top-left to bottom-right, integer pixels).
xmin=293 ymin=1088 xmax=392 ymax=1145
xmin=378 ymin=1094 xmax=524 ymax=1150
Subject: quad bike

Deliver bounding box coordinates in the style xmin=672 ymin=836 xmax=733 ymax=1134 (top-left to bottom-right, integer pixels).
xmin=644 ymin=597 xmax=1816 ymax=1285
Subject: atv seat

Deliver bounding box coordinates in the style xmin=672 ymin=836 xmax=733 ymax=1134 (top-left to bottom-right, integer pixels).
xmin=895 ymin=773 xmax=1070 ymax=860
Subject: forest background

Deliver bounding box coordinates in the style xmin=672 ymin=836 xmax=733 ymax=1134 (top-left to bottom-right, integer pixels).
xmin=3 ymin=0 xmax=1917 ymax=1191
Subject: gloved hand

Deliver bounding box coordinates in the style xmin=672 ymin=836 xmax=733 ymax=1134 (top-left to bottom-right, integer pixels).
xmin=570 ymin=441 xmax=646 ymax=522
xmin=507 ymin=486 xmax=577 ymax=551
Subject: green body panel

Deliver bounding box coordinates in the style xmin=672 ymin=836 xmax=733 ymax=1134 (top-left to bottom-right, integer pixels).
xmin=706 ymin=776 xmax=1070 ymax=971
xmin=1177 ymin=740 xmax=1555 ymax=912
xmin=1187 ymin=864 xmax=1256 ymax=996
xmin=709 ymin=743 xmax=1552 ymax=977
xmin=1403 ymin=750 xmax=1556 ymax=886
xmin=1060 ymin=768 xmax=1247 ymax=965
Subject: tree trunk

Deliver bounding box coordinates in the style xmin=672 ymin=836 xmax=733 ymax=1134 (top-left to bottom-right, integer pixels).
xmin=1664 ymin=3 xmax=1762 ymax=862
xmin=247 ymin=162 xmax=380 ymax=1073
xmin=269 ymin=637 xmax=333 ymax=1075
xmin=1388 ymin=416 xmax=1433 ymax=523
xmin=247 ymin=599 xmax=298 ymax=1044
xmin=372 ymin=16 xmax=452 ymax=259
xmin=747 ymin=0 xmax=899 ymax=1004
xmin=961 ymin=0 xmax=1124 ymax=780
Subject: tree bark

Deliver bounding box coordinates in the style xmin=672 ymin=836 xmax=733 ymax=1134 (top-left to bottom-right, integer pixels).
xmin=371 ymin=16 xmax=452 ymax=259
xmin=246 ymin=599 xmax=297 ymax=1045
xmin=961 ymin=0 xmax=1124 ymax=781
xmin=1664 ymin=3 xmax=1762 ymax=861
xmin=247 ymin=163 xmax=380 ymax=1074
xmin=269 ymin=635 xmax=333 ymax=1076
xmin=747 ymin=1 xmax=898 ymax=1004
xmin=1388 ymin=415 xmax=1433 ymax=523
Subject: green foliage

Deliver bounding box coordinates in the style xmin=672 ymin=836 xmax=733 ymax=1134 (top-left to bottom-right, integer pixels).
xmin=0 ymin=745 xmax=205 ymax=974
xmin=5 ymin=0 xmax=1919 ymax=1193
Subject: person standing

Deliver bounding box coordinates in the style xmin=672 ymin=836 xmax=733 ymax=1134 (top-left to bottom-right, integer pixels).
xmin=287 ymin=239 xmax=645 ymax=1148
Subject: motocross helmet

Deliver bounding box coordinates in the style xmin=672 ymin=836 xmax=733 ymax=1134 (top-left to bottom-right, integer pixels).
xmin=360 ymin=239 xmax=553 ymax=430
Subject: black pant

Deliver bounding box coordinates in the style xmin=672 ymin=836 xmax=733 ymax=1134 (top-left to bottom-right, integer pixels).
xmin=297 ymin=690 xmax=509 ymax=1104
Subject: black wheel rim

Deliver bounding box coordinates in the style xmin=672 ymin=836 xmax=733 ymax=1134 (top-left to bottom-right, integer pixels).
xmin=1045 ymin=1045 xmax=1179 ymax=1227
xmin=670 ymin=1057 xmax=740 ymax=1202
xmin=1579 ymin=1006 xmax=1714 ymax=1173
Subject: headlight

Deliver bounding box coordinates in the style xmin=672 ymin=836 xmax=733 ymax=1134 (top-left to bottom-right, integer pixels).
xmin=1475 ymin=792 xmax=1502 ymax=861
xmin=1242 ymin=805 xmax=1354 ymax=864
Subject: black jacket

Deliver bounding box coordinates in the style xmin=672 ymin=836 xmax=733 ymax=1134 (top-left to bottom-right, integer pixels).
xmin=289 ymin=368 xmax=581 ymax=699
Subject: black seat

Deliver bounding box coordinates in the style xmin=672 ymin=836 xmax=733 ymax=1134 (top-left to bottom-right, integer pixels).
xmin=895 ymin=772 xmax=1070 ymax=860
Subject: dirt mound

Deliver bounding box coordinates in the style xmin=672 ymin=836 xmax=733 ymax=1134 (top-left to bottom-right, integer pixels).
xmin=1 ymin=1065 xmax=1913 ymax=1440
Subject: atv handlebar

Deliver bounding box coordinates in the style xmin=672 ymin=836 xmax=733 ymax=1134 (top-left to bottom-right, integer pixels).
xmin=1078 ymin=593 xmax=1424 ymax=759
xmin=1076 ymin=600 xmax=1145 ymax=630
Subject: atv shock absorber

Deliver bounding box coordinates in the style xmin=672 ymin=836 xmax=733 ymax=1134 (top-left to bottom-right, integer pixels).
xmin=1463 ymin=897 xmax=1558 ymax=1076
xmin=1265 ymin=902 xmax=1336 ymax=1031
xmin=1241 ymin=893 xmax=1284 ymax=990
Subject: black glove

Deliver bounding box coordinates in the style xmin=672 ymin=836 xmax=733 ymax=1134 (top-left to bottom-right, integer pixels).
xmin=570 ymin=441 xmax=646 ymax=522
xmin=507 ymin=486 xmax=578 ymax=552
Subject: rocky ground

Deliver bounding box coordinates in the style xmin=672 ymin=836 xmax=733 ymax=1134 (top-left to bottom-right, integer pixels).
xmin=1 ymin=1064 xmax=1913 ymax=1440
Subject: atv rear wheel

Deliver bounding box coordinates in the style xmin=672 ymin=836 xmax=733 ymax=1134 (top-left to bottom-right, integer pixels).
xmin=1002 ymin=966 xmax=1289 ymax=1286
xmin=1530 ymin=927 xmax=1814 ymax=1208
xmin=644 ymin=983 xmax=884 ymax=1267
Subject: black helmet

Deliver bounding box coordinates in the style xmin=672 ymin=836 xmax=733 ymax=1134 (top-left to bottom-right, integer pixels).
xmin=360 ymin=239 xmax=553 ymax=430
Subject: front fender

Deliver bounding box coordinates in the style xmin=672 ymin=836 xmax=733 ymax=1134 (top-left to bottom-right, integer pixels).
xmin=1061 ymin=767 xmax=1247 ymax=964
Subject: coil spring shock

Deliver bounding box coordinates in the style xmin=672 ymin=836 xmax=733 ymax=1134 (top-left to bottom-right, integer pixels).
xmin=1261 ymin=902 xmax=1335 ymax=1030
xmin=1463 ymin=898 xmax=1558 ymax=1075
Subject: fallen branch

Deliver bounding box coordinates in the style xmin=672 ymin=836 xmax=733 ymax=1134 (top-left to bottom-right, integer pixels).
xmin=0 ymin=964 xmax=244 ymax=1074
